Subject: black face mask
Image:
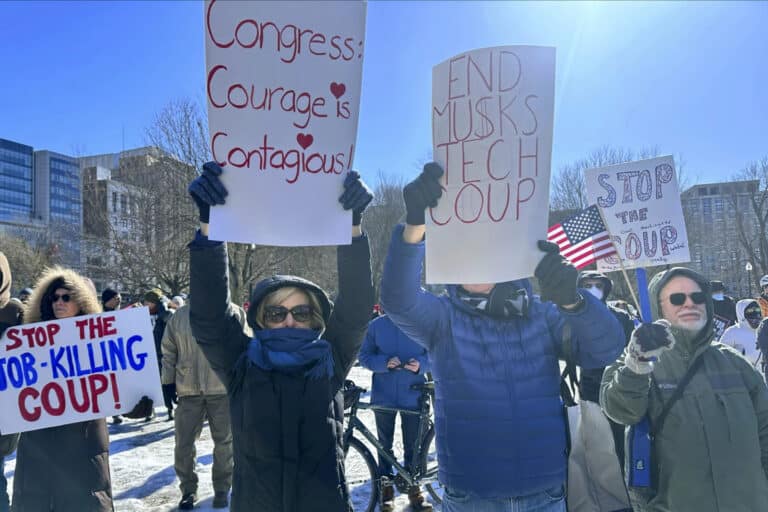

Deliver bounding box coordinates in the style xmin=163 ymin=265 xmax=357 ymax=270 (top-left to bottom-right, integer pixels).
xmin=487 ymin=282 xmax=529 ymax=318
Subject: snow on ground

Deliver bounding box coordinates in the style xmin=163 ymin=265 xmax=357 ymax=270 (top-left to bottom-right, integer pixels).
xmin=3 ymin=365 xmax=433 ymax=511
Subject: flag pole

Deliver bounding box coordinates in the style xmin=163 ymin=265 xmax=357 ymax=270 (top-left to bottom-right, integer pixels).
xmin=594 ymin=206 xmax=642 ymax=317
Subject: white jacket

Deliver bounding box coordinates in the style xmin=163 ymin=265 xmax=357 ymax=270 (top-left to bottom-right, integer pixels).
xmin=721 ymin=299 xmax=761 ymax=367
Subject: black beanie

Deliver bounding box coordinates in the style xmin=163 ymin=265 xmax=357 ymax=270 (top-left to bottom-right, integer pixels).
xmin=101 ymin=288 xmax=118 ymax=304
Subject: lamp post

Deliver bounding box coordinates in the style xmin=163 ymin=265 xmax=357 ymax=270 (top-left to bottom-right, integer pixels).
xmin=746 ymin=262 xmax=753 ymax=297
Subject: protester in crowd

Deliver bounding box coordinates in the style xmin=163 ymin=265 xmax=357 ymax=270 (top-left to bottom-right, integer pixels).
xmin=16 ymin=288 xmax=32 ymax=304
xmin=721 ymin=299 xmax=764 ymax=367
xmin=162 ymin=301 xmax=244 ymax=510
xmin=758 ymin=275 xmax=768 ymax=317
xmin=601 ymin=267 xmax=768 ymax=511
xmin=0 ymin=253 xmax=23 ymax=512
xmin=577 ymin=271 xmax=637 ymax=490
xmin=99 ymin=287 xmax=125 ymax=425
xmin=710 ymin=280 xmax=737 ymax=340
xmin=11 ymin=266 xmax=153 ymax=511
xmin=380 ymin=163 xmax=624 ymax=512
xmin=758 ymin=317 xmax=768 ymax=377
xmin=144 ymin=288 xmax=174 ymax=421
xmin=187 ymin=162 xmax=374 ymax=512
xmin=101 ymin=288 xmax=121 ymax=312
xmin=358 ymin=313 xmax=432 ymax=511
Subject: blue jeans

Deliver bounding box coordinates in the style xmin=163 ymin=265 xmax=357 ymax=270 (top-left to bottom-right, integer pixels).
xmin=442 ymin=484 xmax=566 ymax=512
xmin=374 ymin=410 xmax=420 ymax=477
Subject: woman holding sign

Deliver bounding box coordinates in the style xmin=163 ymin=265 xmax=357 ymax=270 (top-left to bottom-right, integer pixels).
xmin=11 ymin=267 xmax=115 ymax=511
xmin=187 ymin=162 xmax=375 ymax=512
xmin=11 ymin=267 xmax=153 ymax=512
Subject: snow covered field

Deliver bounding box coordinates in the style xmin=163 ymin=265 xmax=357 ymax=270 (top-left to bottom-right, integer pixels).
xmin=3 ymin=365 xmax=431 ymax=511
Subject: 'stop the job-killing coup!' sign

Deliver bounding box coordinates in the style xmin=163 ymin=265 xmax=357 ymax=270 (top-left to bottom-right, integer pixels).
xmin=0 ymin=307 xmax=162 ymax=434
xmin=429 ymin=46 xmax=556 ymax=284
xmin=204 ymin=0 xmax=367 ymax=246
xmin=584 ymin=155 xmax=691 ymax=272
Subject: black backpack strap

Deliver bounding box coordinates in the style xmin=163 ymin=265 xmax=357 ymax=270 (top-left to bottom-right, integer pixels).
xmin=650 ymin=353 xmax=706 ymax=436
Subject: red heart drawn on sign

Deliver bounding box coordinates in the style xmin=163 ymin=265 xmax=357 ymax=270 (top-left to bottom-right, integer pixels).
xmin=330 ymin=82 xmax=346 ymax=99
xmin=296 ymin=133 xmax=314 ymax=150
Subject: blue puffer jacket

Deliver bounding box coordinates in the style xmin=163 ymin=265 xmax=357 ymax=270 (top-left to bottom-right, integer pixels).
xmin=358 ymin=315 xmax=430 ymax=410
xmin=380 ymin=224 xmax=624 ymax=498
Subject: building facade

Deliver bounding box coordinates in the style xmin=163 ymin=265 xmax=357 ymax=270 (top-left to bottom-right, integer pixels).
xmin=681 ymin=180 xmax=761 ymax=298
xmin=0 ymin=138 xmax=83 ymax=270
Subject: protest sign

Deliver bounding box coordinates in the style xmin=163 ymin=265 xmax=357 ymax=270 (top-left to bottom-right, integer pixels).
xmin=429 ymin=46 xmax=556 ymax=283
xmin=204 ymin=0 xmax=367 ymax=246
xmin=584 ymin=155 xmax=691 ymax=272
xmin=0 ymin=308 xmax=162 ymax=434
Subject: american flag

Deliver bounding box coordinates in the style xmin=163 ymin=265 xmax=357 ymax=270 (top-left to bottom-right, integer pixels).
xmin=547 ymin=205 xmax=617 ymax=269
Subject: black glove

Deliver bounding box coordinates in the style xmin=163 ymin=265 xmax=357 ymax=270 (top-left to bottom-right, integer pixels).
xmin=122 ymin=396 xmax=154 ymax=419
xmin=162 ymin=383 xmax=178 ymax=404
xmin=338 ymin=170 xmax=373 ymax=226
xmin=626 ymin=320 xmax=675 ymax=374
xmin=188 ymin=161 xmax=228 ymax=223
xmin=534 ymin=240 xmax=579 ymax=307
xmin=403 ymin=162 xmax=444 ymax=225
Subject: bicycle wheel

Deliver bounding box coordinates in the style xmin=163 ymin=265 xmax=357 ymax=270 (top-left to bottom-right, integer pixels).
xmin=419 ymin=426 xmax=444 ymax=505
xmin=344 ymin=436 xmax=379 ymax=512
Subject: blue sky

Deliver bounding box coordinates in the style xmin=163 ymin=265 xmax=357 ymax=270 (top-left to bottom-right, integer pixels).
xmin=1 ymin=1 xmax=766 ymax=187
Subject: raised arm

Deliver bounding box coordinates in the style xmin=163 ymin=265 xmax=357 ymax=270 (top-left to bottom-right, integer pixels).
xmin=188 ymin=162 xmax=249 ymax=388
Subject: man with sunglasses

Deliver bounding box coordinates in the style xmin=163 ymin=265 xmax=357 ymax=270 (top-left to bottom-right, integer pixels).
xmin=601 ymin=267 xmax=768 ymax=511
xmin=380 ymin=163 xmax=625 ymax=512
xmin=721 ymin=299 xmax=764 ymax=366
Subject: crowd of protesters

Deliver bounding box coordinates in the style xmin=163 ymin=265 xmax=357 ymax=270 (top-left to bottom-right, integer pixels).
xmin=1 ymin=160 xmax=768 ymax=512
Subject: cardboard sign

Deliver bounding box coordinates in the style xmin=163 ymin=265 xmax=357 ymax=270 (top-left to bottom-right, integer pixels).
xmin=429 ymin=46 xmax=556 ymax=284
xmin=204 ymin=0 xmax=367 ymax=246
xmin=0 ymin=308 xmax=162 ymax=434
xmin=584 ymin=156 xmax=691 ymax=272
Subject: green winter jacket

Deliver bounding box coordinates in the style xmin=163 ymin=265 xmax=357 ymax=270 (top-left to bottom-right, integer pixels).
xmin=601 ymin=267 xmax=768 ymax=512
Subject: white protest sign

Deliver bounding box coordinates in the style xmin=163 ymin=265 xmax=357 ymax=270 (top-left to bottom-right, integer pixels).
xmin=0 ymin=308 xmax=162 ymax=434
xmin=429 ymin=46 xmax=556 ymax=284
xmin=584 ymin=155 xmax=690 ymax=272
xmin=204 ymin=0 xmax=367 ymax=246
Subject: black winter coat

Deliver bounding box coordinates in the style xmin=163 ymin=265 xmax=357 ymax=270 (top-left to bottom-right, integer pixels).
xmin=189 ymin=234 xmax=374 ymax=512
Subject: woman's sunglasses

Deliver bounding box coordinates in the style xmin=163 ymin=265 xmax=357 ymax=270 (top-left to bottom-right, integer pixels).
xmin=52 ymin=293 xmax=72 ymax=303
xmin=665 ymin=292 xmax=707 ymax=306
xmin=264 ymin=304 xmax=313 ymax=324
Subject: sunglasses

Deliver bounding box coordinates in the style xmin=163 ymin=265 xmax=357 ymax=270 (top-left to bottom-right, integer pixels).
xmin=744 ymin=309 xmax=762 ymax=319
xmin=665 ymin=292 xmax=707 ymax=306
xmin=52 ymin=293 xmax=72 ymax=303
xmin=264 ymin=304 xmax=313 ymax=324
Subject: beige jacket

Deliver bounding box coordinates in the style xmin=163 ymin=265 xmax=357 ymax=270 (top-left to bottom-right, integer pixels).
xmin=161 ymin=303 xmax=249 ymax=396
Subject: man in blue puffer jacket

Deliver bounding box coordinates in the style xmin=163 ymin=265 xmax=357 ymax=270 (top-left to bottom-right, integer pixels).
xmin=359 ymin=313 xmax=431 ymax=511
xmin=381 ymin=163 xmax=625 ymax=512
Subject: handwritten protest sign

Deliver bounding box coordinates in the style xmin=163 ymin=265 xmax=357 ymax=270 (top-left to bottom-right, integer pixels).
xmin=204 ymin=0 xmax=367 ymax=246
xmin=0 ymin=308 xmax=161 ymax=434
xmin=584 ymin=156 xmax=691 ymax=272
xmin=429 ymin=46 xmax=556 ymax=284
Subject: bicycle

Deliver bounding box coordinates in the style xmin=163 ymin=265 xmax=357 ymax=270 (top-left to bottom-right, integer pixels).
xmin=342 ymin=379 xmax=442 ymax=512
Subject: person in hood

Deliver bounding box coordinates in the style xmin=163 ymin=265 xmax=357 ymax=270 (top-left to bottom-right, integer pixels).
xmin=721 ymin=299 xmax=763 ymax=366
xmin=0 ymin=253 xmax=22 ymax=512
xmin=11 ymin=266 xmax=115 ymax=511
xmin=186 ymin=162 xmax=374 ymax=512
xmin=358 ymin=313 xmax=432 ymax=511
xmin=380 ymin=163 xmax=625 ymax=512
xmin=601 ymin=267 xmax=768 ymax=512
xmin=16 ymin=288 xmax=32 ymax=304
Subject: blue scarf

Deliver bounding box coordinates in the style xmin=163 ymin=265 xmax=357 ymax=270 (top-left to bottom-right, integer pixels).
xmin=246 ymin=327 xmax=334 ymax=380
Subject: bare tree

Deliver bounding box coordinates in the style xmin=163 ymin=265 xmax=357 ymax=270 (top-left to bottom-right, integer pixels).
xmin=727 ymin=158 xmax=768 ymax=280
xmin=0 ymin=231 xmax=54 ymax=292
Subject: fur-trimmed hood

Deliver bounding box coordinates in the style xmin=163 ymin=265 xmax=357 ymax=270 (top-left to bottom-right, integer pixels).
xmin=0 ymin=251 xmax=11 ymax=308
xmin=25 ymin=266 xmax=102 ymax=323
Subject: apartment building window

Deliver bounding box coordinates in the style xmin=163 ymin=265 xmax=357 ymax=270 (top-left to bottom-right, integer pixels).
xmin=714 ymin=198 xmax=723 ymax=214
xmin=112 ymin=191 xmax=118 ymax=212
xmin=120 ymin=194 xmax=127 ymax=214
